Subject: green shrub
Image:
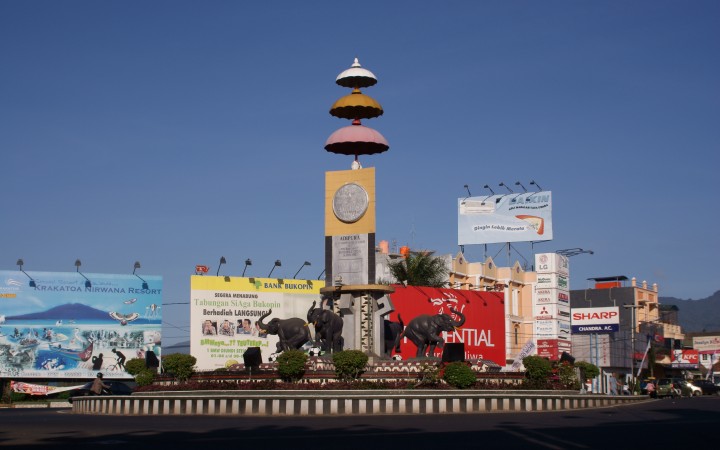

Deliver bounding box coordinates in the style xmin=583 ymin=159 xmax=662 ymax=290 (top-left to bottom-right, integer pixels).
xmin=416 ymin=362 xmax=441 ymax=387
xmin=125 ymin=358 xmax=147 ymax=376
xmin=557 ymin=361 xmax=579 ymax=389
xmin=135 ymin=370 xmax=156 ymax=386
xmin=332 ymin=350 xmax=369 ymax=381
xmin=575 ymin=361 xmax=600 ymax=380
xmin=442 ymin=362 xmax=476 ymax=389
xmin=277 ymin=349 xmax=308 ymax=382
xmin=522 ymin=355 xmax=552 ymax=389
xmin=162 ymin=353 xmax=197 ymax=382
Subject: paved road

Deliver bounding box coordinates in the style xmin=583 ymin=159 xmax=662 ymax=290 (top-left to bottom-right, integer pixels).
xmin=1 ymin=396 xmax=718 ymax=449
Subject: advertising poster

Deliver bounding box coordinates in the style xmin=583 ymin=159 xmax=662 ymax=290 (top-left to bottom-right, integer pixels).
xmin=386 ymin=286 xmax=506 ymax=365
xmin=190 ymin=276 xmax=322 ymax=370
xmin=671 ymin=349 xmax=699 ymax=368
xmin=458 ymin=192 xmax=553 ymax=245
xmin=0 ymin=270 xmax=162 ymax=379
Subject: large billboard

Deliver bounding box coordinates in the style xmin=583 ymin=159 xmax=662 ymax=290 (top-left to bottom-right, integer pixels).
xmin=0 ymin=270 xmax=162 ymax=379
xmin=190 ymin=276 xmax=322 ymax=370
xmin=571 ymin=307 xmax=620 ymax=333
xmin=386 ymin=286 xmax=506 ymax=365
xmin=458 ymin=192 xmax=553 ymax=245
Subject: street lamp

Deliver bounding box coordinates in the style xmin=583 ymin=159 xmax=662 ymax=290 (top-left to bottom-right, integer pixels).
xmin=75 ymin=259 xmax=91 ymax=288
xmin=268 ymin=260 xmax=281 ymax=277
xmin=242 ymin=259 xmax=252 ymax=277
xmin=293 ymin=261 xmax=311 ymax=279
xmin=133 ymin=261 xmax=149 ymax=290
xmin=16 ymin=259 xmax=36 ymax=287
xmin=216 ymin=256 xmax=226 ymax=276
xmin=556 ymin=248 xmax=594 ymax=257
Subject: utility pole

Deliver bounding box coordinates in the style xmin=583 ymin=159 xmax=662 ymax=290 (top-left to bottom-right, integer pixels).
xmin=623 ymin=304 xmax=642 ymax=394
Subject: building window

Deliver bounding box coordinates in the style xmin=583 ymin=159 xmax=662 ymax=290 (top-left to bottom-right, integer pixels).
xmin=514 ymin=324 xmax=519 ymax=345
xmin=512 ymin=289 xmax=519 ymax=316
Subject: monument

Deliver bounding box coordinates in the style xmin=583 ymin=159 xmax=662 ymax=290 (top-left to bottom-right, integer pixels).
xmin=321 ymin=59 xmax=395 ymax=358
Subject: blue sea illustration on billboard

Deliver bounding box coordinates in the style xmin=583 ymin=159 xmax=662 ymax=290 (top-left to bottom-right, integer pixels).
xmin=0 ymin=271 xmax=162 ymax=379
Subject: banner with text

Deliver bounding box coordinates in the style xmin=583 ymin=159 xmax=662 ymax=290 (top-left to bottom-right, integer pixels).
xmin=387 ymin=286 xmax=506 ymax=365
xmin=0 ymin=270 xmax=162 ymax=379
xmin=458 ymin=192 xmax=553 ymax=245
xmin=190 ymin=276 xmax=322 ymax=370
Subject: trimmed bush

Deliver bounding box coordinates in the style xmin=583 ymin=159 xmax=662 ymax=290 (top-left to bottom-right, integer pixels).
xmin=442 ymin=362 xmax=476 ymax=389
xmin=277 ymin=350 xmax=308 ymax=382
xmin=135 ymin=370 xmax=156 ymax=386
xmin=557 ymin=361 xmax=578 ymax=389
xmin=575 ymin=361 xmax=600 ymax=380
xmin=124 ymin=358 xmax=147 ymax=376
xmin=522 ymin=355 xmax=552 ymax=389
xmin=162 ymin=353 xmax=197 ymax=382
xmin=332 ymin=350 xmax=369 ymax=381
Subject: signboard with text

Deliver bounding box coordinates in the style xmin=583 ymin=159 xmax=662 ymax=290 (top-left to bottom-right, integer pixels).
xmin=571 ymin=307 xmax=620 ymax=333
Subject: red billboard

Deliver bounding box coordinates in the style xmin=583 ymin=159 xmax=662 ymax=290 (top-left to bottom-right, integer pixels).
xmin=387 ymin=286 xmax=506 ymax=365
xmin=537 ymin=339 xmax=559 ymax=360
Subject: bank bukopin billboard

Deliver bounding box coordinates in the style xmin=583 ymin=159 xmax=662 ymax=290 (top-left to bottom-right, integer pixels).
xmin=0 ymin=270 xmax=162 ymax=379
xmin=190 ymin=276 xmax=322 ymax=370
xmin=386 ymin=286 xmax=506 ymax=365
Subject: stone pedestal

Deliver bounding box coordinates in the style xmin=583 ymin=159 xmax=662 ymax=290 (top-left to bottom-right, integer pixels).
xmin=320 ymin=284 xmax=395 ymax=357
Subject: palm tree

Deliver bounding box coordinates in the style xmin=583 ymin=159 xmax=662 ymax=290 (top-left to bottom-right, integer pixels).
xmin=388 ymin=250 xmax=448 ymax=287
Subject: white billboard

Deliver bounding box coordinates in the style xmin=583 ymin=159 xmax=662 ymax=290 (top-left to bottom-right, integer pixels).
xmin=534 ymin=288 xmax=570 ymax=305
xmin=693 ymin=336 xmax=720 ymax=353
xmin=535 ymin=253 xmax=569 ymax=276
xmin=536 ymin=273 xmax=569 ymax=290
xmin=571 ymin=307 xmax=620 ymax=333
xmin=458 ymin=192 xmax=553 ymax=245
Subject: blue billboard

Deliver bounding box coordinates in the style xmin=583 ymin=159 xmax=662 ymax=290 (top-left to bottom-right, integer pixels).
xmin=0 ymin=270 xmax=162 ymax=379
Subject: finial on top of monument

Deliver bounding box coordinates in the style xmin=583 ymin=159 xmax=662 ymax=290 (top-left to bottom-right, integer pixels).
xmin=336 ymin=58 xmax=378 ymax=88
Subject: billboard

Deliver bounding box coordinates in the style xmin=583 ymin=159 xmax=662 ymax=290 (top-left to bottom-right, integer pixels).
xmin=190 ymin=276 xmax=322 ymax=370
xmin=0 ymin=270 xmax=162 ymax=379
xmin=387 ymin=286 xmax=506 ymax=365
xmin=672 ymin=349 xmax=699 ymax=368
xmin=535 ymin=253 xmax=569 ymax=276
xmin=458 ymin=192 xmax=553 ymax=245
xmin=693 ymin=336 xmax=720 ymax=353
xmin=571 ymin=307 xmax=620 ymax=333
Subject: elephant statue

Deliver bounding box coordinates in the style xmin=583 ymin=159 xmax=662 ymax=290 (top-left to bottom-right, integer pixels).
xmin=401 ymin=308 xmax=466 ymax=358
xmin=307 ymin=300 xmax=344 ymax=353
xmin=383 ymin=314 xmax=404 ymax=359
xmin=257 ymin=309 xmax=311 ymax=353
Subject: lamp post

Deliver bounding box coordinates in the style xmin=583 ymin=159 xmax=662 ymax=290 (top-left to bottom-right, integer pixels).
xmin=268 ymin=260 xmax=281 ymax=277
xmin=293 ymin=261 xmax=311 ymax=279
xmin=216 ymin=257 xmax=226 ymax=276
xmin=242 ymin=259 xmax=252 ymax=277
xmin=623 ymin=304 xmax=643 ymax=394
xmin=133 ymin=261 xmax=149 ymax=290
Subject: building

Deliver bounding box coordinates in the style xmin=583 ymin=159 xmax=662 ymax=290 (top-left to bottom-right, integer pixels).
xmin=570 ymin=276 xmax=685 ymax=389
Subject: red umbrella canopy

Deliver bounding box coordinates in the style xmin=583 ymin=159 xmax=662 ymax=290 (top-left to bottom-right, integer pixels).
xmin=325 ymin=120 xmax=389 ymax=156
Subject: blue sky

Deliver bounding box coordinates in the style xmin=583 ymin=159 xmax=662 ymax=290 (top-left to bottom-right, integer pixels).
xmin=2 ymin=1 xmax=718 ymax=345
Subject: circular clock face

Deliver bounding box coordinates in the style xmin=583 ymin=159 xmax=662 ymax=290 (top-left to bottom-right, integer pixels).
xmin=333 ymin=183 xmax=369 ymax=223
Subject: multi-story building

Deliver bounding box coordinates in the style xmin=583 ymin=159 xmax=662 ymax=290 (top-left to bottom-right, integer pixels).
xmin=569 ymin=276 xmax=685 ymax=389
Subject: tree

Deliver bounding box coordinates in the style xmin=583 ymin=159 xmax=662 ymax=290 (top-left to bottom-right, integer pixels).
xmin=388 ymin=251 xmax=448 ymax=287
xmin=162 ymin=353 xmax=197 ymax=382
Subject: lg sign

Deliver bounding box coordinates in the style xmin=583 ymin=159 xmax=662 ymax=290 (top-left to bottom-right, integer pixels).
xmin=571 ymin=307 xmax=620 ymax=333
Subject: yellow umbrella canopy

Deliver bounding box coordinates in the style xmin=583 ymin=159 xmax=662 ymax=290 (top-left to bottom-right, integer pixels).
xmin=330 ymin=88 xmax=383 ymax=120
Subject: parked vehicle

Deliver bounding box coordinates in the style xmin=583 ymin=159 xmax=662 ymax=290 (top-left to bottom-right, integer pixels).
xmin=675 ymin=379 xmax=702 ymax=396
xmin=656 ymin=378 xmax=680 ymax=398
xmin=67 ymin=381 xmax=133 ymax=403
xmin=692 ymin=379 xmax=720 ymax=395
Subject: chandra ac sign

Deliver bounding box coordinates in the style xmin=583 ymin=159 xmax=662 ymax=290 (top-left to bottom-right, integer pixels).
xmin=571 ymin=307 xmax=620 ymax=333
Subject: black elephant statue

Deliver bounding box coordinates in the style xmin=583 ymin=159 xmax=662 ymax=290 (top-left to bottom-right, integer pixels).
xmin=401 ymin=308 xmax=465 ymax=358
xmin=307 ymin=300 xmax=344 ymax=353
xmin=383 ymin=314 xmax=404 ymax=359
xmin=257 ymin=309 xmax=311 ymax=353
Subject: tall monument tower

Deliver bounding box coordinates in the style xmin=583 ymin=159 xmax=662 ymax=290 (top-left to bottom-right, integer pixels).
xmin=321 ymin=59 xmax=394 ymax=357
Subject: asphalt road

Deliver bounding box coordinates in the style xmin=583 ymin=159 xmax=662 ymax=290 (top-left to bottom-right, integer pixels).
xmin=1 ymin=396 xmax=718 ymax=449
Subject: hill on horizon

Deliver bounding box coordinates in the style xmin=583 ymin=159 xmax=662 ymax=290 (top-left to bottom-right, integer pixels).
xmin=660 ymin=290 xmax=720 ymax=333
xmin=6 ymin=302 xmax=160 ymax=324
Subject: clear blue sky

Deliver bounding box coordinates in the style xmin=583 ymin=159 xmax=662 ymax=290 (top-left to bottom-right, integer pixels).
xmin=2 ymin=1 xmax=718 ymax=345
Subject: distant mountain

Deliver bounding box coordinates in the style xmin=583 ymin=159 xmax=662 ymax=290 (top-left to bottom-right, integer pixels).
xmin=6 ymin=302 xmax=161 ymax=324
xmin=660 ymin=290 xmax=720 ymax=332
xmin=163 ymin=340 xmax=190 ymax=354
